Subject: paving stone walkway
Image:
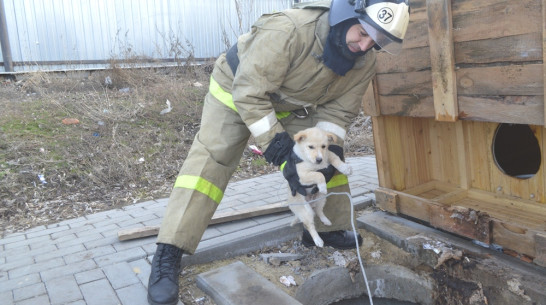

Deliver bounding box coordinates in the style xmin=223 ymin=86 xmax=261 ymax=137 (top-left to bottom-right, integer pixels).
xmin=0 ymin=156 xmax=379 ymax=305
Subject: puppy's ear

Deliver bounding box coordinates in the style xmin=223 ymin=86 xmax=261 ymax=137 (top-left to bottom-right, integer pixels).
xmin=294 ymin=130 xmax=307 ymax=143
xmin=326 ymin=133 xmax=337 ymax=144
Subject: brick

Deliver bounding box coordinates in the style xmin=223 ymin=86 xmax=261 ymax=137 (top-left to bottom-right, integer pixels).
xmin=58 ymin=232 xmax=104 ymax=249
xmin=0 ymin=290 xmax=13 ymax=305
xmin=115 ymin=283 xmax=149 ymax=305
xmin=9 ymin=257 xmax=65 ymax=279
xmin=34 ymin=244 xmax=86 ymax=263
xmin=64 ymin=245 xmax=116 ymax=264
xmin=113 ymin=235 xmax=156 ymax=252
xmin=45 ymin=275 xmax=82 ymax=305
xmin=0 ymin=273 xmax=41 ymax=293
xmin=213 ymin=218 xmax=259 ymax=235
xmin=3 ymin=235 xmax=51 ymax=250
xmin=82 ymin=235 xmax=119 ymax=250
xmin=40 ymin=259 xmax=97 ymax=282
xmin=0 ymin=233 xmax=26 ymax=246
xmin=13 ymin=294 xmax=50 ymax=305
xmin=26 ymin=224 xmax=69 ymax=239
xmin=74 ymin=268 xmax=105 ymax=285
xmin=50 ymin=225 xmax=94 ymax=240
xmin=94 ymin=247 xmax=146 ymax=267
xmin=103 ymin=262 xmax=140 ymax=289
xmin=1 ymin=256 xmax=34 ymax=271
xmin=80 ymin=279 xmax=120 ymax=305
xmin=13 ymin=282 xmax=46 ymax=302
xmin=129 ymin=259 xmax=151 ymax=288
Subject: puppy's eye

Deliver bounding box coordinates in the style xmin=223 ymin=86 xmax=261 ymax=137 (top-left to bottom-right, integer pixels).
xmin=322 ymin=145 xmax=326 ymax=149
xmin=308 ymin=145 xmax=314 ymax=149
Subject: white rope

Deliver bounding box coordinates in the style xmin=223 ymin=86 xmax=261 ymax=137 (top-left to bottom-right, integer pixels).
xmin=285 ymin=191 xmax=374 ymax=305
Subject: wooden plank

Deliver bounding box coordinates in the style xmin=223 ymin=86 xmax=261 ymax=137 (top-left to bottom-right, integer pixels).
xmin=371 ymin=116 xmax=392 ymax=188
xmin=455 ymin=121 xmax=470 ymax=189
xmin=403 ymin=0 xmax=541 ymax=50
xmin=375 ymin=70 xmax=432 ymax=96
xmin=377 ymin=95 xmax=544 ymax=126
xmin=543 ymin=0 xmax=546 ymax=126
xmin=375 ymin=187 xmax=399 ymax=213
xmin=378 ymin=95 xmax=435 ymax=118
xmin=429 ymin=205 xmax=491 ymax=243
xmin=384 ymin=116 xmax=407 ymax=190
xmin=458 ymin=96 xmax=543 ymax=126
xmin=535 ymin=233 xmax=546 ymax=267
xmin=492 ymin=220 xmax=536 ymax=258
xmin=361 ymin=78 xmax=380 ymax=116
xmin=465 ymin=121 xmax=493 ymax=191
xmin=118 ymin=202 xmax=289 ymax=241
xmin=457 ymin=64 xmax=543 ymax=96
xmin=427 ymin=0 xmax=458 ymax=121
xmin=377 ymin=65 xmax=543 ymax=97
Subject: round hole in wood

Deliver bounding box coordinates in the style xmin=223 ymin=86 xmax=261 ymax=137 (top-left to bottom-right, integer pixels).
xmin=492 ymin=123 xmax=541 ymax=179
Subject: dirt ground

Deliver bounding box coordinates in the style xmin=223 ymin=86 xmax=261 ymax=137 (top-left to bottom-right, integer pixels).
xmin=177 ymin=223 xmax=415 ymax=305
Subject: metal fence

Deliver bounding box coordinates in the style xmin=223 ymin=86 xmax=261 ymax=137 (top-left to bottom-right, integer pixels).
xmin=0 ymin=0 xmax=305 ymax=73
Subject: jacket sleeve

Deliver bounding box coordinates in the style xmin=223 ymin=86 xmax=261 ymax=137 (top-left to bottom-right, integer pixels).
xmin=315 ymin=52 xmax=376 ymax=144
xmin=231 ymin=14 xmax=298 ymax=149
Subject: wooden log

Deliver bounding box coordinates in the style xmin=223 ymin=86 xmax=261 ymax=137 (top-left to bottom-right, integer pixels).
xmin=426 ymin=0 xmax=458 ymax=122
xmin=117 ymin=202 xmax=289 ymax=241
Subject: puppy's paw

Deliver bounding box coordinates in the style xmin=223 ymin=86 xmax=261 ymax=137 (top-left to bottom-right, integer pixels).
xmin=338 ymin=164 xmax=353 ymax=176
xmin=314 ymin=237 xmax=324 ymax=248
xmin=320 ymin=216 xmax=332 ymax=226
xmin=317 ymin=183 xmax=327 ymax=194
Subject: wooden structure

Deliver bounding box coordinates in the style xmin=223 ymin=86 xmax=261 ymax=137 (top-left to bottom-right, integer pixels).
xmin=363 ymin=0 xmax=546 ymax=266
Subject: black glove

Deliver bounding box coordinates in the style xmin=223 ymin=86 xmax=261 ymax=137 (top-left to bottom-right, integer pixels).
xmin=263 ymin=132 xmax=293 ymax=166
xmin=264 ymin=132 xmax=309 ymax=196
xmin=317 ymin=145 xmax=345 ymax=183
xmin=282 ymin=149 xmax=313 ymax=196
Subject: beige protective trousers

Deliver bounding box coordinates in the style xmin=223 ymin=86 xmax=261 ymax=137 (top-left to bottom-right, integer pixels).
xmin=157 ymin=88 xmax=353 ymax=254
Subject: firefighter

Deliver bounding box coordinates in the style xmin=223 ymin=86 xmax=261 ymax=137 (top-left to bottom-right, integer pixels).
xmin=148 ymin=1 xmax=410 ymax=304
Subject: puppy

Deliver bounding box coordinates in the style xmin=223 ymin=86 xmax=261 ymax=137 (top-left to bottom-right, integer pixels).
xmin=287 ymin=127 xmax=352 ymax=247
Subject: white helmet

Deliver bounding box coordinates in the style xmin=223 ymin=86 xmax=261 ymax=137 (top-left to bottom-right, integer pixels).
xmin=329 ymin=0 xmax=410 ymax=55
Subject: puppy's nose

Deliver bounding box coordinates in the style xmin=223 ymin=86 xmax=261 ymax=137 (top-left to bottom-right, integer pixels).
xmin=315 ymin=157 xmax=322 ymax=164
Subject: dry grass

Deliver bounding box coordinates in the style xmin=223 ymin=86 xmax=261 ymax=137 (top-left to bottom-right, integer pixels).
xmin=0 ymin=66 xmax=373 ymax=237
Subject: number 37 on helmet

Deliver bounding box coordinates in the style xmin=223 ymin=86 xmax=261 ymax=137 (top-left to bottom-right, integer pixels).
xmin=329 ymin=0 xmax=411 ymax=55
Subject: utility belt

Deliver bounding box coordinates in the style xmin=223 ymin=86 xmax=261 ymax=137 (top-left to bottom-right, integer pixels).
xmin=224 ymin=43 xmax=311 ymax=119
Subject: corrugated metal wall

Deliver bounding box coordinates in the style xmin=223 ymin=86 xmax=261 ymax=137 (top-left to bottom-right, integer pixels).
xmin=0 ymin=0 xmax=302 ymax=73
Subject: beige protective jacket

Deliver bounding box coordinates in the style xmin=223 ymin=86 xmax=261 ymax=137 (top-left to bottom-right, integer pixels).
xmin=211 ymin=2 xmax=376 ymax=149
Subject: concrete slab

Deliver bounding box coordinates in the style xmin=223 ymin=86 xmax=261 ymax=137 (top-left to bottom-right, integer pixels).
xmin=196 ymin=261 xmax=303 ymax=305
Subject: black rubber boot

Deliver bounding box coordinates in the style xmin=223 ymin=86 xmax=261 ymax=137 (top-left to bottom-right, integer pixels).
xmin=302 ymin=230 xmax=363 ymax=250
xmin=147 ymin=243 xmax=184 ymax=305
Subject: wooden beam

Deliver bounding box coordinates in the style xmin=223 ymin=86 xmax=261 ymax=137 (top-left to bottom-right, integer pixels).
xmin=117 ymin=202 xmax=289 ymax=241
xmin=426 ymin=0 xmax=458 ymax=122
xmin=361 ymin=77 xmax=380 ymax=116
xmin=543 ymin=0 xmax=546 ymax=127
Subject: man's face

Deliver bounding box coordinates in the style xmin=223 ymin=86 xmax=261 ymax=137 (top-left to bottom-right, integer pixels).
xmin=346 ymin=24 xmax=375 ymax=53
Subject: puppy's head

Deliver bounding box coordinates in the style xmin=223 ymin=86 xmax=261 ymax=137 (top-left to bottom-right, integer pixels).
xmin=294 ymin=127 xmax=337 ymax=165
